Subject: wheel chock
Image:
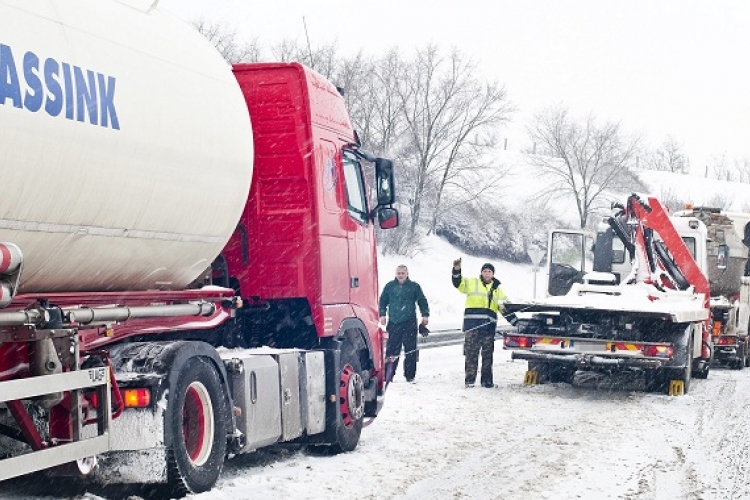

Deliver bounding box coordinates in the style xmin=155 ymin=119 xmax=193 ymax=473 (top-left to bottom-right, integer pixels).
xmin=524 ymin=370 xmax=539 ymax=385
xmin=668 ymin=380 xmax=685 ymax=396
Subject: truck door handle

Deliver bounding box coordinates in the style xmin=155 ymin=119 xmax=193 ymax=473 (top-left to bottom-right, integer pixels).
xmin=351 ymin=277 xmax=359 ymax=288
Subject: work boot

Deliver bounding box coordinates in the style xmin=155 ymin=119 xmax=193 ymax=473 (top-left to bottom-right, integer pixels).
xmin=482 ymin=383 xmax=498 ymax=388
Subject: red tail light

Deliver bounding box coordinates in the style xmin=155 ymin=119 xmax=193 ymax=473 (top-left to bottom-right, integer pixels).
xmin=642 ymin=345 xmax=673 ymax=358
xmin=505 ymin=335 xmax=534 ymax=348
xmin=717 ymin=336 xmax=737 ymax=346
xmin=123 ymin=388 xmax=152 ymax=408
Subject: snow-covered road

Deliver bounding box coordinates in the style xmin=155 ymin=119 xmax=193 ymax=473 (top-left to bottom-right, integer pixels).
xmin=2 ymin=343 xmax=750 ymax=500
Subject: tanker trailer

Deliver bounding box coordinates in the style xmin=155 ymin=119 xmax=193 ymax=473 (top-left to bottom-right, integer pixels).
xmin=0 ymin=0 xmax=254 ymax=293
xmin=0 ymin=0 xmax=399 ymax=495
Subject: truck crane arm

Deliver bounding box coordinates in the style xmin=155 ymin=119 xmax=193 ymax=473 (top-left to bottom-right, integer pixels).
xmin=609 ymin=194 xmax=710 ymax=301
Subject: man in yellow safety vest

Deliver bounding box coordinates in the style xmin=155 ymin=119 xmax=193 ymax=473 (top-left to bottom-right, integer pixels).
xmin=452 ymin=258 xmax=506 ymax=388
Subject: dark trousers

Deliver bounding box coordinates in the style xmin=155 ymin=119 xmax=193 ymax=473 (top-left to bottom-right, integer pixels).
xmin=386 ymin=318 xmax=418 ymax=380
xmin=465 ymin=325 xmax=495 ymax=385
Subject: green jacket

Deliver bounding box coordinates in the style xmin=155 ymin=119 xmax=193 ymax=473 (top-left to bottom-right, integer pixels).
xmin=379 ymin=278 xmax=430 ymax=324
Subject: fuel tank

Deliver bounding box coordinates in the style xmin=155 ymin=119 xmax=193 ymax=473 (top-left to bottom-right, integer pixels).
xmin=0 ymin=0 xmax=254 ymax=292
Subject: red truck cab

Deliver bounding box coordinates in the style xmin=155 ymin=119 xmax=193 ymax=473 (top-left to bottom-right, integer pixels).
xmin=218 ymin=63 xmax=397 ymax=418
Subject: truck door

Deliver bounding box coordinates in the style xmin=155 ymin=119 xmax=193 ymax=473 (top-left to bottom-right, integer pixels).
xmin=547 ymin=230 xmax=595 ymax=296
xmin=342 ymin=151 xmax=376 ymax=310
xmin=318 ymin=139 xmax=350 ymax=305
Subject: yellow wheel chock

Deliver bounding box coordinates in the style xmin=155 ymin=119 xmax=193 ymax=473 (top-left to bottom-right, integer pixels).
xmin=668 ymin=380 xmax=685 ymax=396
xmin=524 ymin=370 xmax=539 ymax=386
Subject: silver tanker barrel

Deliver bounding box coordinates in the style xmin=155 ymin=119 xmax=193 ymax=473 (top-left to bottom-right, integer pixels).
xmin=0 ymin=0 xmax=254 ymax=293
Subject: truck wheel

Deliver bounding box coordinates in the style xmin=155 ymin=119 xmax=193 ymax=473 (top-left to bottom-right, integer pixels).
xmin=645 ymin=369 xmax=666 ymax=393
xmin=330 ymin=344 xmax=364 ymax=453
xmin=734 ymin=350 xmax=746 ymax=370
xmin=668 ymin=341 xmax=693 ymax=396
xmin=165 ymin=357 xmax=228 ymax=495
xmin=527 ymin=361 xmax=550 ymax=384
xmin=549 ymin=365 xmax=574 ymax=384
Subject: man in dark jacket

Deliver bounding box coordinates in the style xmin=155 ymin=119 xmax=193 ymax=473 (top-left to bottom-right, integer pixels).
xmin=379 ymin=265 xmax=430 ymax=383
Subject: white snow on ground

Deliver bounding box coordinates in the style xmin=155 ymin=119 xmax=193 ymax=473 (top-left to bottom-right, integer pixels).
xmin=3 ymin=234 xmax=750 ymax=499
xmin=185 ymin=347 xmax=750 ymax=500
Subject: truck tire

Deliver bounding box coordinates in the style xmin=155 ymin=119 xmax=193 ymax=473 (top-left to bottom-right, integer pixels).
xmin=668 ymin=340 xmax=693 ymax=395
xmin=738 ymin=341 xmax=748 ymax=370
xmin=165 ymin=356 xmax=229 ymax=495
xmin=527 ymin=361 xmax=549 ymax=383
xmin=645 ymin=369 xmax=666 ymax=393
xmin=527 ymin=361 xmax=572 ymax=384
xmin=330 ymin=344 xmax=364 ymax=453
xmin=733 ymin=346 xmax=746 ymax=370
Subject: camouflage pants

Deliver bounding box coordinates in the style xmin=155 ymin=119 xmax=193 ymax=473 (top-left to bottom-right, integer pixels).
xmin=464 ymin=326 xmax=496 ymax=385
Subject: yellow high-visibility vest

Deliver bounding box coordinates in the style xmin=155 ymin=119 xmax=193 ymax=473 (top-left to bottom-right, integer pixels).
xmin=457 ymin=277 xmax=506 ymax=313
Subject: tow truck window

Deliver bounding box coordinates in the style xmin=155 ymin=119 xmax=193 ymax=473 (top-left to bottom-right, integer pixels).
xmin=342 ymin=152 xmax=369 ymax=224
xmin=551 ymin=232 xmax=585 ymax=271
xmin=611 ymin=237 xmax=625 ymax=264
xmin=682 ymin=237 xmax=696 ymax=260
xmin=549 ymin=231 xmax=591 ymax=296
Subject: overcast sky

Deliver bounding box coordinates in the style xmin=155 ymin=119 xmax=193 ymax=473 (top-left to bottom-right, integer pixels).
xmin=159 ymin=0 xmax=750 ymax=175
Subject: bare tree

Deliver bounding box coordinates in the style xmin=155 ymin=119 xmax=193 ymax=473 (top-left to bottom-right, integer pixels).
xmin=734 ymin=157 xmax=750 ymax=183
xmin=709 ymin=153 xmax=734 ymax=181
xmin=359 ymin=49 xmax=408 ymax=156
xmin=267 ymin=38 xmax=341 ymax=79
xmin=396 ymin=46 xmax=513 ymax=234
xmin=527 ymin=106 xmax=640 ymax=229
xmin=192 ymin=19 xmax=261 ymax=63
xmin=643 ymin=136 xmax=690 ymax=174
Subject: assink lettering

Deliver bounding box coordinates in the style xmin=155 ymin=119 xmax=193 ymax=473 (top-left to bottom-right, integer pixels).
xmin=0 ymin=43 xmax=119 ymax=129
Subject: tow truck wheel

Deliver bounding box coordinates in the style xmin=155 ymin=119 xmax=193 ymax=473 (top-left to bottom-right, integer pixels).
xmin=527 ymin=362 xmax=549 ymax=384
xmin=330 ymin=344 xmax=364 ymax=453
xmin=165 ymin=357 xmax=228 ymax=495
xmin=668 ymin=340 xmax=693 ymax=396
xmin=645 ymin=369 xmax=666 ymax=393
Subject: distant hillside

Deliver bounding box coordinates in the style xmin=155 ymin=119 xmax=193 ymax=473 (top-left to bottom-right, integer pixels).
xmin=635 ymin=170 xmax=750 ymax=213
xmin=386 ymin=153 xmax=750 ymax=265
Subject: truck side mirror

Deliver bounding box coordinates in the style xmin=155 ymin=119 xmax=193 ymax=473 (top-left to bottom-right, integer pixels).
xmin=375 ymin=158 xmax=395 ymax=206
xmin=717 ymin=244 xmax=729 ymax=270
xmin=378 ymin=207 xmax=399 ymax=229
